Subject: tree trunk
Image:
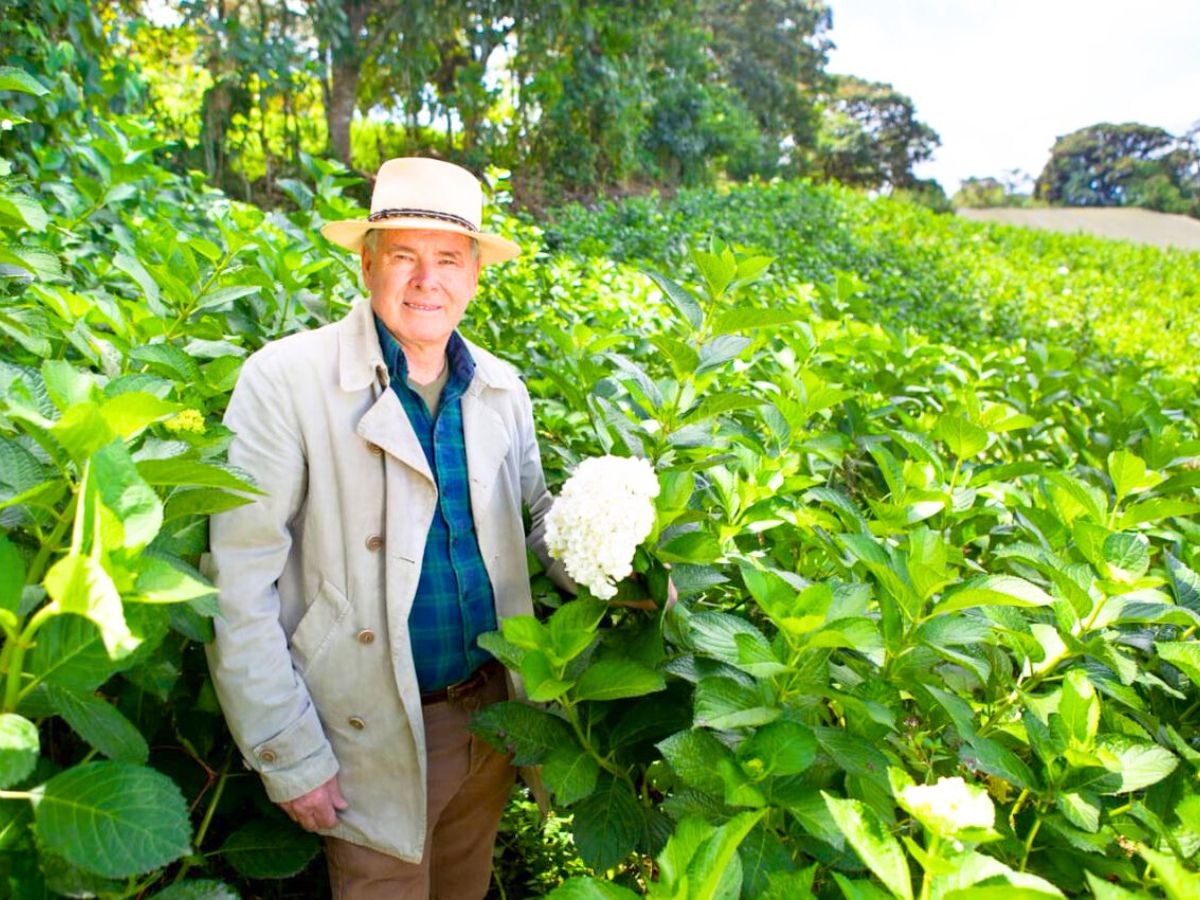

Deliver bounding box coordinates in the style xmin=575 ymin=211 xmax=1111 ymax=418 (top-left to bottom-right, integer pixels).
xmin=327 ymin=57 xmax=360 ymax=166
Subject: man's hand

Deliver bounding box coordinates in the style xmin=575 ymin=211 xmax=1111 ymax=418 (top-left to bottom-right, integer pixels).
xmin=280 ymin=775 xmax=348 ymax=832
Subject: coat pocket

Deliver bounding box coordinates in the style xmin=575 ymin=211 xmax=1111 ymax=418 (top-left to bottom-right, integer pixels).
xmin=288 ymin=580 xmax=352 ymax=676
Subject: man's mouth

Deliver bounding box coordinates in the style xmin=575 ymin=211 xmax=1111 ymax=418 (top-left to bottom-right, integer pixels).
xmin=404 ymin=302 xmax=442 ymax=312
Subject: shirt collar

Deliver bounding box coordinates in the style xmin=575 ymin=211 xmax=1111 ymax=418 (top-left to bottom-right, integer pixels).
xmin=372 ymin=314 xmax=476 ymax=393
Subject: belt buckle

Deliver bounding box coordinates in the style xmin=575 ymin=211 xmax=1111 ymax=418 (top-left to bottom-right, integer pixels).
xmin=446 ymin=667 xmax=484 ymax=710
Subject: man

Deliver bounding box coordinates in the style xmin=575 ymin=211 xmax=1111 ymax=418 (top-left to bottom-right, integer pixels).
xmin=206 ymin=157 xmax=568 ymax=898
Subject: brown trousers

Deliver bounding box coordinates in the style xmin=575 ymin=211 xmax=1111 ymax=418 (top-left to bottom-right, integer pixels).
xmin=324 ymin=669 xmax=515 ymax=899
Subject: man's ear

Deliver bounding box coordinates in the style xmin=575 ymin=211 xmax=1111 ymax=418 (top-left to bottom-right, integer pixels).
xmin=360 ymin=245 xmax=372 ymax=284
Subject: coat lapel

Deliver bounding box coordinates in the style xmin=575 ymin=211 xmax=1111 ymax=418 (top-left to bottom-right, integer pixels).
xmin=461 ymin=388 xmax=510 ymax=517
xmin=356 ymin=389 xmax=434 ymax=486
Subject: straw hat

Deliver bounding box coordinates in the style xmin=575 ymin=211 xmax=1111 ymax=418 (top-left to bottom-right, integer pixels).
xmin=320 ymin=157 xmax=520 ymax=265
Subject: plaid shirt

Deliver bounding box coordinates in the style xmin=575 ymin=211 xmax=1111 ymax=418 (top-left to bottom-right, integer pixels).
xmin=374 ymin=316 xmax=498 ymax=692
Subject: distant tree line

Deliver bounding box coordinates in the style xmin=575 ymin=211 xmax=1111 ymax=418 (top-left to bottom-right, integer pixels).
xmin=1 ymin=0 xmax=944 ymax=209
xmin=955 ymin=122 xmax=1200 ymax=219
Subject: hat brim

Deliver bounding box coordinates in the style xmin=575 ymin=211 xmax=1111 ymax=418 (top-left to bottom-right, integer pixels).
xmin=320 ymin=217 xmax=521 ymax=265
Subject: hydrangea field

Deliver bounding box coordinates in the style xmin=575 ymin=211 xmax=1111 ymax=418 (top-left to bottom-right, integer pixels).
xmin=3 ymin=65 xmax=1200 ymax=898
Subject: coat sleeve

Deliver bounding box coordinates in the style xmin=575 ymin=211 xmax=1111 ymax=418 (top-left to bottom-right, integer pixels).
xmin=205 ymin=347 xmax=339 ymax=803
xmin=516 ymin=383 xmax=577 ymax=594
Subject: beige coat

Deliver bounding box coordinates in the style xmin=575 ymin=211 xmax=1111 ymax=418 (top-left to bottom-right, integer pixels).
xmin=206 ymin=297 xmax=564 ymax=861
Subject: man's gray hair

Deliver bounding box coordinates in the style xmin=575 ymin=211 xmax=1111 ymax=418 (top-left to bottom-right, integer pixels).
xmin=362 ymin=229 xmax=480 ymax=261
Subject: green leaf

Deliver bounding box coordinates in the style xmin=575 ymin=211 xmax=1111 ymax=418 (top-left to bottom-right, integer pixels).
xmin=574 ymin=657 xmax=665 ymax=702
xmin=44 ymin=554 xmax=139 ymax=659
xmin=711 ymin=307 xmax=804 ymax=336
xmin=150 ymin=881 xmax=241 ymax=900
xmin=99 ymin=392 xmax=182 ymax=439
xmin=548 ymin=598 xmax=606 ymax=663
xmin=694 ymin=677 xmax=778 ymax=730
xmin=696 ymin=335 xmax=753 ymax=375
xmin=219 ymin=817 xmax=320 ymax=879
xmin=544 ymin=877 xmax=640 ymax=899
xmin=542 ymin=742 xmax=599 ymax=806
xmin=570 ymin=777 xmax=643 ymax=871
xmin=1056 ymin=791 xmax=1100 ymax=832
xmin=1083 ymin=872 xmax=1151 ymax=899
xmin=0 ymin=191 xmax=48 ymax=231
xmin=468 ymin=701 xmax=573 ymax=765
xmin=681 ymin=391 xmax=761 ymax=426
xmin=0 ymin=66 xmax=48 ymax=95
xmin=1166 ymin=552 xmax=1200 ymax=612
xmin=133 ymin=557 xmax=217 ymax=604
xmin=194 ymin=284 xmax=261 ymax=313
xmin=0 ymin=534 xmax=24 ymax=614
xmin=658 ymin=530 xmax=722 ymax=564
xmin=1095 ymin=736 xmax=1178 ymax=793
xmin=657 ymin=729 xmax=734 ymax=796
xmin=929 ymin=575 xmax=1054 ymax=617
xmin=822 ymin=793 xmax=913 ymax=900
xmin=42 ymin=361 xmax=98 ymax=411
xmin=687 ymin=809 xmax=766 ymax=899
xmin=935 ymin=415 xmax=989 ymax=459
xmin=1059 ymin=668 xmax=1099 ymax=748
xmin=737 ymin=720 xmax=817 ymax=779
xmin=1108 ymin=450 xmax=1163 ymax=503
xmin=1139 ymin=844 xmax=1200 ymax=900
xmin=1118 ymin=498 xmax=1200 ymax=529
xmin=0 ymin=244 xmax=63 ymax=280
xmin=46 ymin=685 xmax=148 ymax=763
xmin=1102 ymin=532 xmax=1150 ymax=581
xmin=50 ymin=403 xmax=117 ymax=461
xmin=163 ymin=487 xmax=255 ymax=520
xmin=26 ymin=614 xmax=117 ymax=692
xmin=32 ymin=762 xmax=191 ymax=878
xmin=112 ymin=252 xmax=162 ymax=309
xmin=641 ymin=267 xmax=702 ymax=331
xmin=0 ymin=714 xmax=39 ymax=788
xmin=688 ymin=611 xmax=772 ymax=665
xmin=1155 ymin=642 xmax=1200 ymax=686
xmin=519 ymin=650 xmax=573 ymax=702
xmin=502 ymin=615 xmax=550 ymax=651
xmin=130 ymin=343 xmax=201 ymax=383
xmin=92 ymin=440 xmax=163 ymax=550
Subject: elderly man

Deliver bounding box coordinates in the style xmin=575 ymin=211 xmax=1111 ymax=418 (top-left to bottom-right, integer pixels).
xmin=206 ymin=157 xmax=566 ymax=898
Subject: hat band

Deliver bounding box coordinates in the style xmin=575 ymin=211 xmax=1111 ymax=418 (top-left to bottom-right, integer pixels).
xmin=367 ymin=208 xmax=479 ymax=232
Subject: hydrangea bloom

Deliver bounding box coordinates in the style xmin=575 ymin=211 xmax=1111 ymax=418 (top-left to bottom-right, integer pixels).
xmin=898 ymin=776 xmax=995 ymax=837
xmin=545 ymin=455 xmax=660 ymax=600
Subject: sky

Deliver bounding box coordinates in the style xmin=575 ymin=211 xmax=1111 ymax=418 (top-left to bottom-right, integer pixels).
xmin=824 ymin=0 xmax=1200 ymax=194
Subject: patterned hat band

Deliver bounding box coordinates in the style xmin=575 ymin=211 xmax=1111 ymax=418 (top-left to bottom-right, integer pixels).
xmin=367 ymin=208 xmax=479 ymax=232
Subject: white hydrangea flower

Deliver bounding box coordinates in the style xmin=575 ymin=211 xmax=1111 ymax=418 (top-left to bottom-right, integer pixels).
xmin=544 ymin=455 xmax=660 ymax=600
xmin=898 ymin=776 xmax=994 ymax=837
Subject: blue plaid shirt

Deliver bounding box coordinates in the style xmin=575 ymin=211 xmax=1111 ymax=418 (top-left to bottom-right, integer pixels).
xmin=374 ymin=316 xmax=498 ymax=692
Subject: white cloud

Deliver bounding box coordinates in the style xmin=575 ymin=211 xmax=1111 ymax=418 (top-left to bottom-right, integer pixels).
xmin=825 ymin=0 xmax=1200 ymax=192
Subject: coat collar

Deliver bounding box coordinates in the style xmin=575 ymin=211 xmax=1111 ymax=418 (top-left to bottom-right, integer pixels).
xmin=337 ymin=297 xmax=522 ymax=395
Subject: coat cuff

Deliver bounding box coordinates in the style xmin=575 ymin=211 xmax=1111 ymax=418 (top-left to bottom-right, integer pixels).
xmin=250 ymin=705 xmax=340 ymax=803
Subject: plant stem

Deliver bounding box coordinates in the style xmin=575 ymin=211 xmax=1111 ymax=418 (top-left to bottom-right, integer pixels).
xmin=918 ymin=834 xmax=941 ymax=900
xmin=1019 ymin=813 xmax=1042 ymax=872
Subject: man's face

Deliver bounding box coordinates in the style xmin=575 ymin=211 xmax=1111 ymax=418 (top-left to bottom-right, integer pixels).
xmin=362 ymin=229 xmax=481 ymax=352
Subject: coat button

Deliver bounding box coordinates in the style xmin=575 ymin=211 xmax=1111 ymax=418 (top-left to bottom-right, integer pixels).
xmin=357 ymin=629 xmax=376 ymax=645
xmin=348 ymin=716 xmax=366 ymax=730
xmin=366 ymin=535 xmax=384 ymax=552
xmin=258 ymin=749 xmax=277 ymax=763
xmin=367 ymin=442 xmax=383 ymax=456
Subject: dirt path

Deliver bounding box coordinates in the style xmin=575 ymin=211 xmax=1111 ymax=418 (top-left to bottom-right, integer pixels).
xmin=956 ymin=207 xmax=1200 ymax=251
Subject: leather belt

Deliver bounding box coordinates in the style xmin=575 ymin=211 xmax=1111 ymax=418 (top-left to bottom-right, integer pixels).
xmin=420 ymin=658 xmax=504 ymax=706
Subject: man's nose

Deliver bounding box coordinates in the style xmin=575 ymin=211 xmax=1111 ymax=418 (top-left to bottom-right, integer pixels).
xmin=410 ymin=257 xmax=435 ymax=287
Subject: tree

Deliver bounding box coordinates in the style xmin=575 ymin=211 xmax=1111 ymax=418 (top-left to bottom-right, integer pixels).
xmin=1034 ymin=122 xmax=1178 ymax=207
xmin=700 ymin=0 xmax=833 ymax=176
xmin=815 ymin=74 xmax=940 ymax=190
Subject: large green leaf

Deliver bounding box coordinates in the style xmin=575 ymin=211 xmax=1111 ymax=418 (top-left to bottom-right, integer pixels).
xmin=1059 ymin=668 xmax=1099 ymax=748
xmin=574 ymin=657 xmax=665 ymax=702
xmin=43 ymin=554 xmax=139 ymax=658
xmin=737 ymin=719 xmax=817 ymax=778
xmin=468 ymin=701 xmax=573 ymax=765
xmin=26 ymin=614 xmax=118 ymax=692
xmin=929 ymin=575 xmax=1054 ymax=617
xmin=0 ymin=66 xmax=48 ymax=95
xmin=32 ymin=762 xmax=191 ymax=878
xmin=657 ymin=729 xmax=734 ymax=796
xmin=1108 ymin=450 xmax=1163 ymax=503
xmin=1156 ymin=642 xmax=1200 ymax=687
xmin=46 ymin=685 xmax=149 ymax=764
xmin=92 ymin=439 xmax=163 ymax=550
xmin=822 ymin=793 xmax=912 ymax=900
xmin=98 ymin=392 xmax=181 ymax=440
xmin=1095 ymin=736 xmax=1178 ymax=793
xmin=1138 ymin=845 xmax=1200 ymax=900
xmin=570 ymin=777 xmax=643 ymax=871
xmin=693 ymin=676 xmax=778 ymax=730
xmin=219 ymin=817 xmax=320 ymax=879
xmin=542 ymin=742 xmax=599 ymax=806
xmin=0 ymin=714 xmax=39 ymax=788
xmin=544 ymin=877 xmax=640 ymax=899
xmin=934 ymin=415 xmax=988 ymax=459
xmin=687 ymin=809 xmax=765 ymax=899
xmin=711 ymin=307 xmax=804 ymax=336
xmin=641 ymin=267 xmax=702 ymax=331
